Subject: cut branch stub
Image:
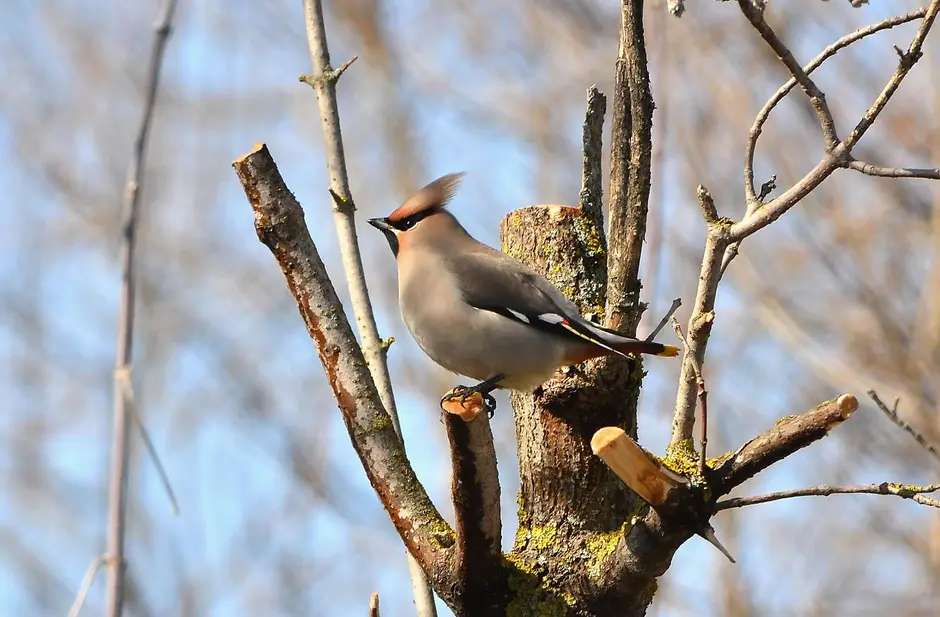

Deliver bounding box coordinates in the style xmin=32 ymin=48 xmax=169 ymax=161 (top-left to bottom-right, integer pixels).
xmin=591 ymin=427 xmax=687 ymax=506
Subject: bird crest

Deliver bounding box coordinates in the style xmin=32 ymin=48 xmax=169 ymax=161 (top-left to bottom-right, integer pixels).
xmin=388 ymin=172 xmax=465 ymax=223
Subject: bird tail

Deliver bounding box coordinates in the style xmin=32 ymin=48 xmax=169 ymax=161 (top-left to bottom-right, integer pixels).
xmin=611 ymin=341 xmax=680 ymax=358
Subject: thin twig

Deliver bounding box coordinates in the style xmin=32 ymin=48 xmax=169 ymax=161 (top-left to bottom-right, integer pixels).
xmin=868 ymin=390 xmax=940 ymax=463
xmin=67 ymin=555 xmax=109 ymax=617
xmin=671 ymin=317 xmax=708 ymax=472
xmin=645 ymin=297 xmax=681 ymax=342
xmin=369 ymin=592 xmax=380 ymax=617
xmin=115 ymin=368 xmax=179 ymax=515
xmin=104 ymin=2 xmax=177 ymax=615
xmin=300 ymin=0 xmax=437 ymax=612
xmin=715 ymin=482 xmax=940 ymax=511
xmin=846 ymin=159 xmax=940 ymax=180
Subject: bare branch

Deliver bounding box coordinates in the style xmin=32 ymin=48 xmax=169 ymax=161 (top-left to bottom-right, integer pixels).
xmin=115 ymin=368 xmax=179 ymax=515
xmin=644 ymin=297 xmax=682 ymax=343
xmin=743 ymin=8 xmax=927 ymax=203
xmin=697 ymin=185 xmax=719 ymax=225
xmin=868 ymin=390 xmax=940 ymax=463
xmin=670 ymin=233 xmax=725 ymax=446
xmin=606 ymin=0 xmax=653 ymax=336
xmin=736 ymin=0 xmax=840 ymax=155
xmin=713 ymin=394 xmax=859 ymax=492
xmin=68 ymin=555 xmax=109 ymax=617
xmin=443 ymin=409 xmax=505 ymax=610
xmin=300 ymin=0 xmax=437 ymax=610
xmin=730 ymin=1 xmax=939 ymax=243
xmin=369 ymin=593 xmax=380 ymax=617
xmin=846 ymin=159 xmax=940 ymax=180
xmin=104 ymin=2 xmax=177 ymax=615
xmin=671 ymin=318 xmax=708 ymax=472
xmin=232 ymin=144 xmax=457 ymax=598
xmin=580 ymin=85 xmax=608 ymax=249
xmin=843 ymin=1 xmax=940 ymax=149
xmin=715 ymin=483 xmax=940 ymax=511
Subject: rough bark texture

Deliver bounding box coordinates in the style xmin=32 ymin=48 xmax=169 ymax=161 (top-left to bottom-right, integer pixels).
xmin=232 ymin=144 xmax=459 ymax=597
xmin=501 ymin=205 xmax=656 ymax=616
xmin=605 ymin=0 xmax=653 ymax=337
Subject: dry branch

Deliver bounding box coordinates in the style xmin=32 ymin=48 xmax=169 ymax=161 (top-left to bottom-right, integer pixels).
xmin=232 ymin=144 xmax=458 ymax=597
xmin=846 ymin=159 xmax=940 ymax=180
xmin=868 ymin=390 xmax=940 ymax=463
xmin=103 ymin=2 xmax=177 ymax=616
xmin=580 ymin=85 xmax=608 ymax=248
xmin=300 ymin=0 xmax=437 ymax=610
xmin=715 ymin=483 xmax=940 ymax=511
xmin=606 ymin=0 xmax=653 ymax=336
xmin=712 ymin=394 xmax=858 ymax=492
xmin=443 ymin=410 xmax=505 ymax=611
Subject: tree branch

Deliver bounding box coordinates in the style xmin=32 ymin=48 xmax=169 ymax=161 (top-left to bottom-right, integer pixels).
xmin=606 ymin=0 xmax=653 ymax=336
xmin=712 ymin=394 xmax=859 ymax=493
xmin=299 ymin=0 xmax=438 ymax=611
xmin=742 ymin=7 xmax=927 ymax=204
xmin=845 ymin=159 xmax=940 ymax=180
xmin=580 ymin=85 xmax=608 ymax=251
xmin=104 ymin=2 xmax=177 ymax=615
xmin=868 ymin=390 xmax=940 ymax=462
xmin=715 ymin=483 xmax=940 ymax=511
xmin=730 ymin=0 xmax=939 ymax=243
xmin=442 ymin=410 xmax=506 ymax=612
xmin=843 ymin=1 xmax=940 ymax=150
xmin=232 ymin=144 xmax=457 ymax=598
xmin=736 ymin=0 xmax=840 ymax=154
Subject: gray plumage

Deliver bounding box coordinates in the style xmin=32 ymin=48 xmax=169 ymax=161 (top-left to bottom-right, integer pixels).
xmin=368 ymin=174 xmax=679 ymax=393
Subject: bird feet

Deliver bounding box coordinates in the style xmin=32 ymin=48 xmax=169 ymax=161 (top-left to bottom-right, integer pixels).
xmin=440 ymin=375 xmax=504 ymax=419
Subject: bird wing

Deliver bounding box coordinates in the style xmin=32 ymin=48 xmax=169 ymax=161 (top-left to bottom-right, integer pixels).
xmin=446 ymin=245 xmax=644 ymax=356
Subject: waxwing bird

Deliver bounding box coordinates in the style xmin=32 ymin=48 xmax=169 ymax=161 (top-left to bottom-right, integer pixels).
xmin=368 ymin=173 xmax=680 ymax=413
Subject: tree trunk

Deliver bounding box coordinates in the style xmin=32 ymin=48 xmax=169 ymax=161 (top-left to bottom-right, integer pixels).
xmin=501 ymin=204 xmax=658 ymax=616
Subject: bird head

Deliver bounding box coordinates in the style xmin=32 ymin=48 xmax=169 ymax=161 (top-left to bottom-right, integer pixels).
xmin=368 ymin=172 xmax=465 ymax=257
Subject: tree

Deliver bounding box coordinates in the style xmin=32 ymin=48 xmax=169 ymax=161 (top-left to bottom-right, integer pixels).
xmin=234 ymin=1 xmax=940 ymax=615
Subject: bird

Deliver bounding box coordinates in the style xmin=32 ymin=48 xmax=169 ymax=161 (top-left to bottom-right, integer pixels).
xmin=367 ymin=172 xmax=680 ymax=413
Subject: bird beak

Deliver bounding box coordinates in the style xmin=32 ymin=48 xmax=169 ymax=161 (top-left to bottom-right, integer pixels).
xmin=367 ymin=217 xmax=393 ymax=232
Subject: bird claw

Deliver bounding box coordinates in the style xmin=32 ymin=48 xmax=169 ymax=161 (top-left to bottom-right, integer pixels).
xmin=440 ymin=384 xmax=498 ymax=417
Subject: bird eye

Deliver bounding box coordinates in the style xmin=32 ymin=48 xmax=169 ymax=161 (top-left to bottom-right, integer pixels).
xmin=398 ymin=216 xmax=419 ymax=230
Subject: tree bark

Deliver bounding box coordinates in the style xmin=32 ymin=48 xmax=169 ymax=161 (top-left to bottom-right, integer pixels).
xmin=501 ymin=205 xmax=657 ymax=616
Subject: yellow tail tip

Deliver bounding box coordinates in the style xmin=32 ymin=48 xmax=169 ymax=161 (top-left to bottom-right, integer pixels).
xmin=658 ymin=345 xmax=681 ymax=357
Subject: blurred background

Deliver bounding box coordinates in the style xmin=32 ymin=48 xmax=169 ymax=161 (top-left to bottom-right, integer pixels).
xmin=1 ymin=0 xmax=938 ymax=615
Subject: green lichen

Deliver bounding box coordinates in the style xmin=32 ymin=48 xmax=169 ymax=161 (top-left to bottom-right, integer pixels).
xmin=661 ymin=438 xmax=706 ymax=486
xmin=370 ymin=413 xmax=392 ymax=433
xmin=705 ymin=450 xmax=734 ymax=469
xmin=503 ymin=554 xmax=575 ymax=617
xmin=584 ymin=520 xmax=633 ymax=581
xmin=886 ymin=483 xmax=932 ymax=498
